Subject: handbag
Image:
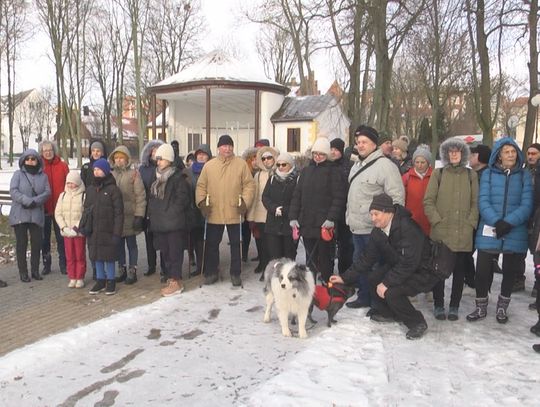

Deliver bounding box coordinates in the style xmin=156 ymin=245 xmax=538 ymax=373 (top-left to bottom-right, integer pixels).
xmin=78 ymin=204 xmax=94 ymax=236
xmin=429 ymin=239 xmax=455 ymax=280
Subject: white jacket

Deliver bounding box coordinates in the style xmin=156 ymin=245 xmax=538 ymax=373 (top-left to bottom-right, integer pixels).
xmin=54 ymin=183 xmax=86 ymax=237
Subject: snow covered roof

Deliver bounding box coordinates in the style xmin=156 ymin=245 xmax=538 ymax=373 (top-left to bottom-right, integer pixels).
xmin=271 ymin=94 xmax=340 ymax=123
xmin=149 ymin=50 xmax=288 ymax=95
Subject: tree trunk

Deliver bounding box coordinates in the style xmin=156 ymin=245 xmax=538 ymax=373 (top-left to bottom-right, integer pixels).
xmin=523 ymin=0 xmax=539 ymax=148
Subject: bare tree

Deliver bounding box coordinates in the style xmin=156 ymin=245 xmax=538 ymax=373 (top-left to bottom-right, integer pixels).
xmin=256 ymin=24 xmax=297 ymax=85
xmin=522 ymin=0 xmax=539 ymax=148
xmin=0 ymin=0 xmax=29 ymax=165
xmin=34 ymin=86 xmax=56 ymax=144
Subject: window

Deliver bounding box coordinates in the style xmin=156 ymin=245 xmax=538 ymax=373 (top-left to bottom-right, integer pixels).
xmin=188 ymin=133 xmax=202 ymax=151
xmin=287 ymin=128 xmax=301 ymax=152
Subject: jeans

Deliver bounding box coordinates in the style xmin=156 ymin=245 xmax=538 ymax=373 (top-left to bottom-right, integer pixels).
xmin=352 ymin=233 xmax=371 ymax=304
xmin=42 ymin=214 xmax=66 ymax=270
xmin=95 ymin=261 xmax=115 ymax=280
xmin=118 ymin=235 xmax=138 ymax=267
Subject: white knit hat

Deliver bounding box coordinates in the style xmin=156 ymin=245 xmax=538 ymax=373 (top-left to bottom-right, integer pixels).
xmin=66 ymin=170 xmax=82 ymax=186
xmin=311 ymin=137 xmax=331 ymax=156
xmin=155 ymin=143 xmax=175 ymax=163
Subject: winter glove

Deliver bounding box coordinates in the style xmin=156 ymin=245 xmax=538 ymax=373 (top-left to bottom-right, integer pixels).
xmin=494 ymin=219 xmax=512 ymax=238
xmin=321 ymin=220 xmax=335 ymax=229
xmin=238 ymin=198 xmax=247 ymax=215
xmin=275 ymin=206 xmax=283 ymax=217
xmin=63 ymin=227 xmax=78 ymax=238
xmin=132 ymin=216 xmax=144 ymax=231
xmin=22 ymin=201 xmax=36 ymax=209
xmin=112 ymin=235 xmax=122 ymax=245
xmin=198 ymin=199 xmax=211 ymax=218
xmin=289 ymin=220 xmax=300 ymax=229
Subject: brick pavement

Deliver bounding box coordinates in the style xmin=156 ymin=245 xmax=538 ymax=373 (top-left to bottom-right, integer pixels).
xmin=0 ymin=234 xmax=235 ymax=357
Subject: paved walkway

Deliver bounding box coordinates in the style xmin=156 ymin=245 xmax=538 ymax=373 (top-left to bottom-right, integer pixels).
xmin=0 ymin=234 xmax=249 ymax=357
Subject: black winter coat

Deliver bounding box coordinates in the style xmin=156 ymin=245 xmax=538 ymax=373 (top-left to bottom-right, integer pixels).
xmin=342 ymin=205 xmax=438 ymax=294
xmin=85 ymin=174 xmax=124 ymax=262
xmin=147 ymin=169 xmax=191 ymax=233
xmin=262 ymin=170 xmax=298 ymax=235
xmin=289 ymin=160 xmax=346 ymax=239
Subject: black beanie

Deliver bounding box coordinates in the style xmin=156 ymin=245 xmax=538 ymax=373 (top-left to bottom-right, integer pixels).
xmin=369 ymin=193 xmax=395 ymax=213
xmin=528 ymin=143 xmax=540 ymax=154
xmin=471 ymin=144 xmax=491 ymax=164
xmin=217 ymin=135 xmax=234 ymax=148
xmin=330 ymin=138 xmax=345 ymax=155
xmin=354 ymin=125 xmax=379 ymax=145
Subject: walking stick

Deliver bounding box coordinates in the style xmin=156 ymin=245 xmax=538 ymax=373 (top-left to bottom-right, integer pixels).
xmin=198 ymin=217 xmax=208 ymax=288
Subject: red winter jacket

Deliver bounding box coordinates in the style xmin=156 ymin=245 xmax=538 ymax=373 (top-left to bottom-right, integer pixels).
xmin=402 ymin=167 xmax=432 ymax=236
xmin=42 ymin=155 xmax=69 ymax=215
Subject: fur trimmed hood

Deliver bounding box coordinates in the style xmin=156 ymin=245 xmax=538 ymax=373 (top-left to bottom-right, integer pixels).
xmin=140 ymin=139 xmax=164 ymax=166
xmin=439 ymin=137 xmax=470 ymax=167
xmin=255 ymin=146 xmax=279 ymax=171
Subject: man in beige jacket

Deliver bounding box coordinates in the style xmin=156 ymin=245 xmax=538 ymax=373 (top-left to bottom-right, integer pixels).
xmin=196 ymin=135 xmax=255 ymax=286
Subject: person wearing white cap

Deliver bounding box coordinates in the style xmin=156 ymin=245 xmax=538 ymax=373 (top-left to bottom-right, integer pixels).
xmin=289 ymin=136 xmax=346 ymax=283
xmin=55 ymin=170 xmax=87 ymax=288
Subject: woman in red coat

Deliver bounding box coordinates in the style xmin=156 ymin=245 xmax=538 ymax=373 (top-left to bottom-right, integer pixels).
xmin=402 ymin=146 xmax=432 ymax=236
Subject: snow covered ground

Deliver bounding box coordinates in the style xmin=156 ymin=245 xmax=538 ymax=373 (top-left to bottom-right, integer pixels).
xmin=0 ymin=257 xmax=539 ymax=406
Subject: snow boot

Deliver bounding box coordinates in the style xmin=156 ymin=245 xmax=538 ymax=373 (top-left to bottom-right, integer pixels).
xmin=447 ymin=307 xmax=459 ymax=321
xmin=125 ymin=266 xmax=137 ymax=285
xmin=466 ymin=297 xmax=488 ymax=321
xmin=530 ymin=317 xmax=540 ymax=336
xmin=105 ymin=279 xmax=116 ymax=295
xmin=115 ymin=265 xmax=127 ymax=283
xmin=495 ymin=295 xmax=511 ymax=324
xmin=161 ymin=279 xmax=184 ymax=297
xmin=433 ymin=306 xmax=446 ymax=321
xmin=42 ymin=252 xmax=52 ymax=275
xmin=89 ymin=280 xmax=106 ymax=294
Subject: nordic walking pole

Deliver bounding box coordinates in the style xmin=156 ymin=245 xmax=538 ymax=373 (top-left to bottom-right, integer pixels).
xmin=199 ymin=195 xmax=209 ymax=288
xmin=238 ymin=194 xmax=243 ymax=285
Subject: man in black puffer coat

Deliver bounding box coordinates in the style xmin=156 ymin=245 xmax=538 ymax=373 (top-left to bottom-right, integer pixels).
xmin=332 ymin=193 xmax=439 ymax=340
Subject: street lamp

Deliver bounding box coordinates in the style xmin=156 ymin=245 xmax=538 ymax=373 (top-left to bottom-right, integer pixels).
xmin=531 ymin=94 xmax=540 ymax=143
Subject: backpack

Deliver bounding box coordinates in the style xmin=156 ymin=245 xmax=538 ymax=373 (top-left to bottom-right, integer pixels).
xmin=429 ymin=239 xmax=455 ymax=280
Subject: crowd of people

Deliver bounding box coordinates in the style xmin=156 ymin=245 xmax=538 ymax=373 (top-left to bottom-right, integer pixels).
xmin=4 ymin=129 xmax=540 ymax=348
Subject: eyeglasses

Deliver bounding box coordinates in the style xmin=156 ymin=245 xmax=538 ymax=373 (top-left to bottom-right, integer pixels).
xmin=261 ymin=156 xmax=274 ymax=161
xmin=276 ymin=163 xmax=288 ymax=168
xmin=25 ymin=156 xmax=38 ymax=161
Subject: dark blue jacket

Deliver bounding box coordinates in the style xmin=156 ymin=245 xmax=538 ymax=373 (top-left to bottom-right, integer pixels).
xmin=475 ymin=137 xmax=533 ymax=253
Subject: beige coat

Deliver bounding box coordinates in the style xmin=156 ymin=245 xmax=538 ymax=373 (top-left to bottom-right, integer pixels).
xmin=247 ymin=147 xmax=279 ymax=223
xmin=109 ymin=146 xmax=146 ymax=236
xmin=196 ymin=154 xmax=255 ymax=224
xmin=54 ymin=182 xmax=86 ymax=237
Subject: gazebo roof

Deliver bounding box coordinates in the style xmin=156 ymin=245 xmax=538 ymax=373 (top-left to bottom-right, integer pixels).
xmin=148 ymin=50 xmax=289 ymax=95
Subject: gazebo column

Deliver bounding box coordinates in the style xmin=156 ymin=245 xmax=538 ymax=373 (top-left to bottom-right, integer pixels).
xmin=255 ymin=89 xmax=260 ymax=142
xmin=206 ymin=87 xmax=211 ymax=145
xmin=161 ymin=100 xmax=167 ymax=141
xmin=151 ymin=95 xmax=156 ymax=141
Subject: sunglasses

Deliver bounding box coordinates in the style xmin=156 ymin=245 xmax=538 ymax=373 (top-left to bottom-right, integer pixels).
xmin=25 ymin=156 xmax=38 ymax=161
xmin=276 ymin=163 xmax=288 ymax=168
xmin=261 ymin=156 xmax=274 ymax=161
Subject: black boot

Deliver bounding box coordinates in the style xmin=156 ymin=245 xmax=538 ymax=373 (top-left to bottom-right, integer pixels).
xmin=31 ymin=272 xmax=43 ymax=281
xmin=406 ymin=323 xmax=428 ymax=340
xmin=125 ymin=266 xmax=137 ymax=285
xmin=89 ymin=280 xmax=106 ymax=294
xmin=530 ymin=317 xmax=540 ymax=336
xmin=19 ymin=269 xmax=30 ymax=283
xmin=533 ymin=344 xmax=540 ymax=353
xmin=115 ymin=265 xmax=127 ymax=283
xmin=42 ymin=252 xmax=52 ymax=275
xmin=0 ymin=279 xmax=7 ymax=287
xmin=105 ymin=279 xmax=116 ymax=295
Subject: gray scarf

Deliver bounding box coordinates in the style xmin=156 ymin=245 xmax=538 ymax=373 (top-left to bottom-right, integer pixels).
xmin=151 ymin=166 xmax=175 ymax=199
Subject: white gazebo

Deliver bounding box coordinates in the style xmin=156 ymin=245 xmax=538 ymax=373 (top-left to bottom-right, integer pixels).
xmin=147 ymin=50 xmax=289 ymax=156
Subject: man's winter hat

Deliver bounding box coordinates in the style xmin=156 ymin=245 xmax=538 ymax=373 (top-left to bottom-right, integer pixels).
xmin=66 ymin=170 xmax=82 ymax=186
xmin=369 ymin=193 xmax=395 ymax=213
xmin=528 ymin=143 xmax=540 ymax=153
xmin=413 ymin=145 xmax=432 ymax=163
xmin=276 ymin=152 xmax=294 ymax=167
xmin=155 ymin=143 xmax=175 ymax=163
xmin=377 ymin=131 xmax=392 ymax=146
xmin=90 ymin=141 xmax=105 ymax=152
xmin=330 ymin=138 xmax=345 ymax=155
xmin=217 ymin=134 xmax=234 ymax=148
xmin=255 ymin=139 xmax=270 ymax=148
xmin=470 ymin=144 xmax=491 ymax=164
xmin=354 ymin=125 xmax=379 ymax=145
xmin=311 ymin=137 xmax=331 ymax=156
xmin=93 ymin=158 xmax=111 ymax=176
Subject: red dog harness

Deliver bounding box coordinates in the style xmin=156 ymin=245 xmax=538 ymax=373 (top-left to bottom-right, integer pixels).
xmin=313 ymin=283 xmax=347 ymax=311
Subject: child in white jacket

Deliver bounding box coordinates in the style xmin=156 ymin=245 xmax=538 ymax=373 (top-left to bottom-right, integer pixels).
xmin=55 ymin=170 xmax=87 ymax=288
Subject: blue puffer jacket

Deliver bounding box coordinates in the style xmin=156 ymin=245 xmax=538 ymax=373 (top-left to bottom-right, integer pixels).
xmin=475 ymin=137 xmax=533 ymax=253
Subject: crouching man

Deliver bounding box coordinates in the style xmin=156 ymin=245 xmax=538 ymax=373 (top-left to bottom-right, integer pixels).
xmin=330 ymin=193 xmax=438 ymax=340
